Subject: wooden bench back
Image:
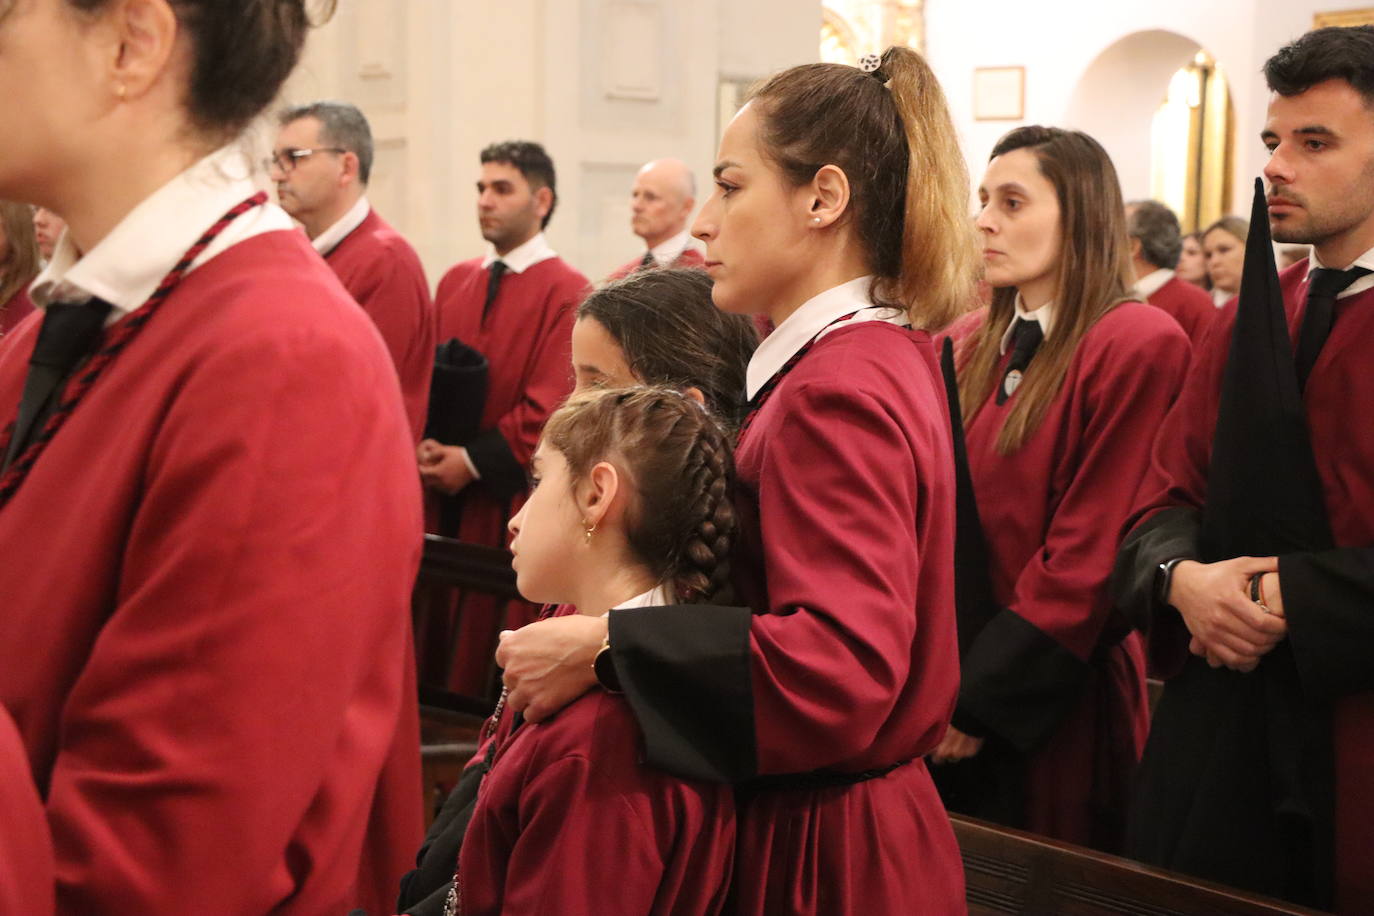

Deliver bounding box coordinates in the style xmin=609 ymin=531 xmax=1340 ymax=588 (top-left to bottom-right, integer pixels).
xmin=953 ymin=814 xmax=1329 ymax=915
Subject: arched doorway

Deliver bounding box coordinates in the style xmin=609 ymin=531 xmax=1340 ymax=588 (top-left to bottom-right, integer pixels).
xmin=1065 ymin=30 xmax=1234 ymax=232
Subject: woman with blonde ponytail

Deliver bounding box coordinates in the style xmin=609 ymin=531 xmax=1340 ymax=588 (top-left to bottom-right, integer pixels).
xmin=496 ymin=46 xmax=973 ymax=914
xmin=932 ymin=126 xmax=1190 ymax=852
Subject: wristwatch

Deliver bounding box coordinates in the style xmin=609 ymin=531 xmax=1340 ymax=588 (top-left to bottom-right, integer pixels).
xmin=1156 ymin=557 xmax=1190 ymax=606
xmin=593 ymin=636 xmax=622 ymax=693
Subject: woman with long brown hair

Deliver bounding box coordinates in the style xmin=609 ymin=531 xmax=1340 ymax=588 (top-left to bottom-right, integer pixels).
xmin=932 ymin=126 xmax=1191 ymax=851
xmin=0 ymin=201 xmax=39 ymax=337
xmin=0 ymin=1 xmax=423 ymax=912
xmin=493 ymin=47 xmax=976 ymax=914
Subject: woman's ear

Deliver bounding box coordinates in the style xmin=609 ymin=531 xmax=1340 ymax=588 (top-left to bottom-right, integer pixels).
xmin=108 ymin=0 xmax=181 ymax=101
xmin=579 ymin=460 xmax=622 ymax=533
xmin=683 ymin=386 xmax=706 ymax=406
xmin=805 ymin=163 xmax=851 ymax=230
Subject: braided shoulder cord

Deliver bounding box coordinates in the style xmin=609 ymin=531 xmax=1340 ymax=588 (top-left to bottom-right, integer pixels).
xmin=0 ymin=192 xmax=267 ymax=511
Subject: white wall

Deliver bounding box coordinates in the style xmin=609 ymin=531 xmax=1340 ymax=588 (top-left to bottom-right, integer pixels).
xmin=278 ymin=0 xmax=821 ymax=288
xmin=925 ymin=0 xmax=1374 ymax=215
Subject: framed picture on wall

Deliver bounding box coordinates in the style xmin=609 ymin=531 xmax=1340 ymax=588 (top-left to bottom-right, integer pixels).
xmin=974 ymin=66 xmax=1025 ymax=121
xmin=1313 ymin=7 xmax=1374 ymax=27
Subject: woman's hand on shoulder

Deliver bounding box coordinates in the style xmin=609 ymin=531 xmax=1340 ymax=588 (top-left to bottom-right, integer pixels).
xmin=497 ymin=615 xmax=608 ymax=723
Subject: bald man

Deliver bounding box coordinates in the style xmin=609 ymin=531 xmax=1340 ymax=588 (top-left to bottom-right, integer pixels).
xmin=608 ymin=158 xmax=704 ymax=279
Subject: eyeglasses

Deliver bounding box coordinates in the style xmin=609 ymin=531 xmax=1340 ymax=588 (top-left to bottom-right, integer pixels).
xmin=262 ymin=147 xmax=346 ymax=174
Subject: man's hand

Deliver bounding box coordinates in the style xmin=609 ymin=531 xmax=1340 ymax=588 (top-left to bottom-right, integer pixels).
xmin=1169 ymin=556 xmax=1286 ymax=672
xmin=496 ymin=615 xmax=607 ymax=723
xmin=929 ymin=726 xmax=984 ymax=765
xmin=417 ymin=440 xmax=475 ymax=495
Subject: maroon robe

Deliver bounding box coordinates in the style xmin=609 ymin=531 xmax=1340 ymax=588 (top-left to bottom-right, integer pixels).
xmin=607 ymin=321 xmax=965 ymax=915
xmin=324 ymin=208 xmax=436 ymax=442
xmin=940 ymin=302 xmax=1189 ymax=848
xmin=0 ymin=287 xmax=35 ymax=338
xmin=431 ymin=256 xmax=587 ymax=693
xmin=0 ymin=230 xmax=423 ymax=915
xmin=605 ymin=246 xmax=705 ymax=280
xmin=1128 ymin=261 xmax=1374 ymax=912
xmin=0 ymin=705 xmax=52 ymax=916
xmin=458 ymin=689 xmax=735 ymax=915
xmin=1146 ymin=275 xmax=1217 ymax=344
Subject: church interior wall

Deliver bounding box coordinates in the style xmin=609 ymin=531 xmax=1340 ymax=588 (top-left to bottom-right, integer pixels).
xmin=925 ymin=0 xmax=1374 ymax=218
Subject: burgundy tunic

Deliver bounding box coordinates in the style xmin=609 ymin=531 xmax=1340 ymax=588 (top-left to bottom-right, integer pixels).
xmin=725 ymin=321 xmax=964 ymax=915
xmin=0 ymin=287 xmax=35 ymax=338
xmin=605 ymin=246 xmax=705 ymax=280
xmin=0 ymin=231 xmax=423 ymax=915
xmin=432 ymin=256 xmax=587 ymax=693
xmin=942 ymin=302 xmax=1189 ymax=848
xmin=1146 ymin=275 xmax=1217 ymax=344
xmin=457 ymin=690 xmax=735 ymax=915
xmin=1131 ymin=261 xmax=1374 ymax=911
xmin=324 ymin=208 xmax=436 ymax=442
xmin=0 ymin=705 xmax=52 ymax=916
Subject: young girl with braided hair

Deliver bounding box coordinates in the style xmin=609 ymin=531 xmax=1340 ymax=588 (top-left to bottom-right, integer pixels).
xmin=498 ymin=45 xmax=972 ymax=914
xmin=446 ymin=385 xmax=737 ymax=916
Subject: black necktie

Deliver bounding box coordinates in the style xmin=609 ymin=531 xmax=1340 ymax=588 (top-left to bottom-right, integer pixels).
xmin=638 ymin=251 xmax=655 ymax=270
xmin=3 ymin=299 xmax=114 ymax=472
xmin=482 ymin=261 xmax=507 ymax=320
xmin=997 ymin=317 xmax=1043 ymax=405
xmin=1295 ymin=266 xmax=1371 ymax=392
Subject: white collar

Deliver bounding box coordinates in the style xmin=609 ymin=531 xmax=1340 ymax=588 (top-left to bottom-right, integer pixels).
xmin=600 ymin=583 xmax=675 ymax=617
xmin=311 ymin=195 xmax=371 ymax=255
xmin=1212 ymin=287 xmax=1234 ymax=308
xmin=482 ymin=232 xmax=557 ymax=274
xmin=1306 ymin=244 xmax=1374 ymax=299
xmin=30 ymin=146 xmax=294 ymax=319
xmin=648 ymin=228 xmax=692 ymax=266
xmin=1135 ymin=267 xmax=1175 ymax=300
xmin=999 ymin=294 xmax=1056 ymax=355
xmin=745 ymin=275 xmax=907 ymax=400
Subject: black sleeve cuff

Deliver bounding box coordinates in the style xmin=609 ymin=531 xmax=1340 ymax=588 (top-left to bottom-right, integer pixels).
xmin=958 ymin=609 xmax=1091 ymax=753
xmin=465 ymin=428 xmax=527 ymax=501
xmin=1110 ymin=506 xmax=1202 ymax=631
xmin=610 ymin=604 xmax=756 ymax=783
xmin=1282 ymin=548 xmax=1374 ymax=700
xmin=949 ymin=704 xmax=990 ymax=739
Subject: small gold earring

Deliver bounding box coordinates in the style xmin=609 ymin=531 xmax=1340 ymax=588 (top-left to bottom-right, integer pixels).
xmin=583 ymin=521 xmax=596 ymax=545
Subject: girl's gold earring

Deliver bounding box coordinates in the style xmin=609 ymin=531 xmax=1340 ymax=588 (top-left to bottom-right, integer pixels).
xmin=583 ymin=521 xmax=596 ymax=545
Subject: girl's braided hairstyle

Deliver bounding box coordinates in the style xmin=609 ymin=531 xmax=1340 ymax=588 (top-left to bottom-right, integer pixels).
xmin=541 ymin=386 xmax=736 ymax=604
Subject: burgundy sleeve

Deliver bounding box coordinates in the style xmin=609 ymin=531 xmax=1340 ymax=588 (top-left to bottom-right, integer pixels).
xmin=347 ymin=250 xmax=437 ymax=443
xmin=44 ymin=324 xmax=422 ymax=914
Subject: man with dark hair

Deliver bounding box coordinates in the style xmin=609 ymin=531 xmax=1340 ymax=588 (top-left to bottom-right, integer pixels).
xmin=607 ymin=158 xmax=704 ymax=279
xmin=1126 ymin=199 xmax=1216 ymax=342
xmin=271 ymin=101 xmax=435 ymax=441
xmin=1115 ymin=25 xmax=1374 ymax=912
xmin=418 ymin=140 xmax=588 ymax=692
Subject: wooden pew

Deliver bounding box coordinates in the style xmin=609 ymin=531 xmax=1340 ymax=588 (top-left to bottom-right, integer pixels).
xmin=953 ymin=814 xmax=1330 ymax=915
xmin=412 ymin=534 xmax=520 ymax=825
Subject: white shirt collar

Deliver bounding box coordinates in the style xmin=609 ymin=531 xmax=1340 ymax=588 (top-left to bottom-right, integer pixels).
xmin=482 ymin=232 xmax=557 ymax=274
xmin=745 ymin=275 xmax=907 ymax=400
xmin=999 ymin=294 xmax=1056 ymax=355
xmin=1212 ymin=287 xmax=1234 ymax=308
xmin=30 ymin=146 xmax=294 ymax=320
xmin=1306 ymin=244 xmax=1374 ymax=299
xmin=600 ymin=583 xmax=675 ymax=617
xmin=1135 ymin=267 xmax=1175 ymax=300
xmin=311 ymin=195 xmax=371 ymax=255
xmin=648 ymin=228 xmax=692 ymax=267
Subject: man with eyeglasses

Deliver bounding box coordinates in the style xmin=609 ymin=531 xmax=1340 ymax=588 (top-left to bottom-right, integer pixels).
xmin=270 ymin=101 xmax=434 ymax=442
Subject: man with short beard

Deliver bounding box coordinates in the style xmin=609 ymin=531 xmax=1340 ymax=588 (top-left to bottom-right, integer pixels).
xmin=419 ymin=141 xmax=588 ymax=693
xmin=1113 ymin=26 xmax=1374 ymax=914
